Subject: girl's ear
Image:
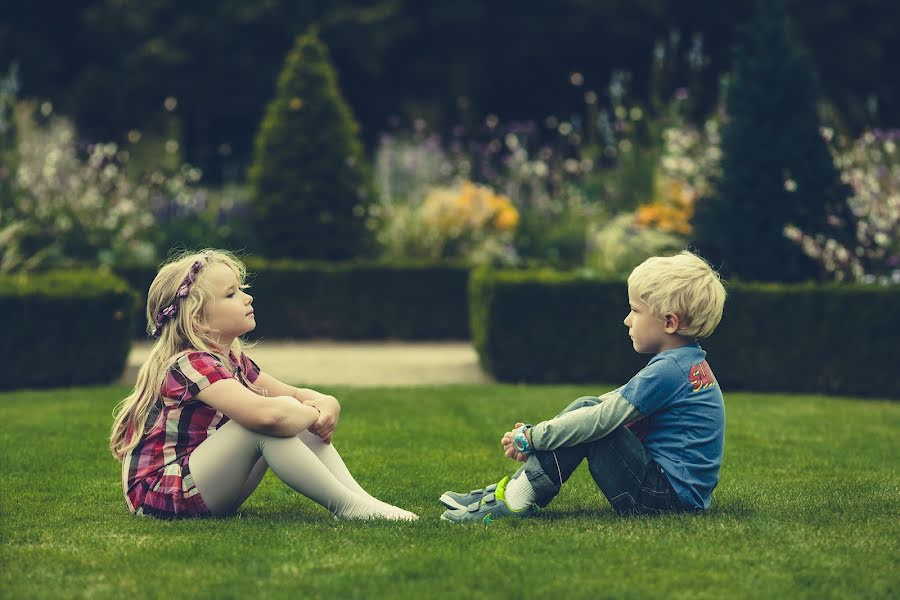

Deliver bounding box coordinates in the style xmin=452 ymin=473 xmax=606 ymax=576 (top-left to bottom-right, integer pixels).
xmin=664 ymin=313 xmax=681 ymax=334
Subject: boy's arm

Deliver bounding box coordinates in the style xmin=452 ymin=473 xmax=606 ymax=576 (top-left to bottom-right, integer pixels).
xmin=529 ymin=392 xmax=641 ymax=452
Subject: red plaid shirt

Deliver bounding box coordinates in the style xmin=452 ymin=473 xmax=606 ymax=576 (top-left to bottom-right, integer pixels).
xmin=122 ymin=351 xmax=260 ymax=518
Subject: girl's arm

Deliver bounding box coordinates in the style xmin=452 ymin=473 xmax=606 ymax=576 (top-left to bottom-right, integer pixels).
xmin=196 ymin=379 xmax=320 ymax=437
xmin=254 ymin=372 xmax=341 ymax=443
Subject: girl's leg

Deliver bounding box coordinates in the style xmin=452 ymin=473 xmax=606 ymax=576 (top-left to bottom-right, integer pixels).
xmin=296 ymin=431 xmax=416 ymax=518
xmin=225 ymin=457 xmax=269 ymax=513
xmin=189 ymin=420 xmax=414 ymax=520
xmin=296 ymin=431 xmax=371 ymax=497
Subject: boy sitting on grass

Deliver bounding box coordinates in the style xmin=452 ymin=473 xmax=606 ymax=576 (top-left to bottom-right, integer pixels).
xmin=440 ymin=250 xmax=727 ymax=523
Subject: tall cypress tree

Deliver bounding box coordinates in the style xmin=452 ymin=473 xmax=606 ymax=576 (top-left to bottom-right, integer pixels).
xmin=692 ymin=0 xmax=849 ymax=282
xmin=248 ymin=28 xmax=373 ymax=260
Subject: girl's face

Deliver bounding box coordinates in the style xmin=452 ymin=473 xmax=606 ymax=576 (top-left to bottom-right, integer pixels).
xmin=202 ymin=262 xmax=255 ymax=345
xmin=623 ymin=287 xmax=669 ymax=355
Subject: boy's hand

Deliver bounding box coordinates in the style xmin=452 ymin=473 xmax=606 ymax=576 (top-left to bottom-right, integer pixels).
xmin=501 ymin=422 xmax=529 ymax=462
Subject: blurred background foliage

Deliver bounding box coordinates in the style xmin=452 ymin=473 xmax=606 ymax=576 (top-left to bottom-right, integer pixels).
xmin=3 ymin=0 xmax=897 ymax=179
xmin=1 ymin=0 xmax=898 ymax=284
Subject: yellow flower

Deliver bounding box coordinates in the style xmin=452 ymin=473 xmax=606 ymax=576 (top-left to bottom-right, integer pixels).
xmin=494 ymin=205 xmax=519 ymax=230
xmin=458 ymin=181 xmax=476 ymax=207
xmin=420 ymin=180 xmax=519 ymax=235
xmin=635 ymin=201 xmax=693 ymax=235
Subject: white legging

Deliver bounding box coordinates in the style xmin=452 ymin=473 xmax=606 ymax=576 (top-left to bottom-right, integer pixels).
xmin=189 ymin=420 xmax=416 ymax=520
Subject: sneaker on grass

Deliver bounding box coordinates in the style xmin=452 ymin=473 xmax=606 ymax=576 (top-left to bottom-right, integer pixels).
xmin=439 ymin=482 xmax=498 ymax=510
xmin=440 ymin=477 xmax=538 ymax=524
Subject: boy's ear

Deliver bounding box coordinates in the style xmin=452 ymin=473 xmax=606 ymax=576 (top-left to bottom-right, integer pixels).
xmin=664 ymin=313 xmax=680 ymax=334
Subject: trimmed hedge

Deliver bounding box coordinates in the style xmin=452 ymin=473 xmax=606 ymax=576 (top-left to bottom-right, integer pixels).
xmin=1 ymin=271 xmax=136 ymax=390
xmin=470 ymin=269 xmax=900 ymax=398
xmin=116 ymin=260 xmax=471 ymax=340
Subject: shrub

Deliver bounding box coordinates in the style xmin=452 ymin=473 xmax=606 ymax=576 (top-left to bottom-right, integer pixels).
xmin=248 ymin=28 xmax=373 ymax=260
xmin=0 ymin=270 xmax=136 ymax=389
xmin=1 ymin=91 xmax=222 ymax=272
xmin=784 ymin=128 xmax=900 ymax=283
xmin=692 ymin=0 xmax=850 ymax=282
xmin=470 ymin=268 xmax=900 ymax=397
xmin=247 ymin=260 xmax=470 ymax=339
xmin=371 ymin=179 xmax=519 ymax=265
xmin=6 ymin=105 xmax=155 ymax=270
xmin=469 ymin=269 xmax=646 ymax=383
xmin=585 ymin=213 xmax=685 ymax=279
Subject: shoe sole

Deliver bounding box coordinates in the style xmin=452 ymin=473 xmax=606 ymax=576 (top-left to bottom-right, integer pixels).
xmin=439 ymin=493 xmax=467 ymax=510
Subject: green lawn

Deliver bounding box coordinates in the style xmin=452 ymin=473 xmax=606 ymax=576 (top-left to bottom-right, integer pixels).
xmin=1 ymin=384 xmax=897 ymax=599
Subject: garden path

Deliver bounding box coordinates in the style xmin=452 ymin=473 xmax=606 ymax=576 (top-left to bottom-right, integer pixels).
xmin=119 ymin=341 xmax=492 ymax=386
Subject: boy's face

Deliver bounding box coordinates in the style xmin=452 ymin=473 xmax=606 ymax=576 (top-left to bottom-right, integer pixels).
xmin=624 ymin=287 xmax=671 ymax=355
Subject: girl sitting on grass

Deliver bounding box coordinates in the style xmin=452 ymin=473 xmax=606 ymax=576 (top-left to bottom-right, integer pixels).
xmin=109 ymin=249 xmax=416 ymax=521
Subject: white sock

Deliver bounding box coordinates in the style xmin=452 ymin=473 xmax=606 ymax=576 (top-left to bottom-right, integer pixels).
xmin=503 ymin=473 xmax=536 ymax=510
xmin=336 ymin=498 xmax=418 ymax=521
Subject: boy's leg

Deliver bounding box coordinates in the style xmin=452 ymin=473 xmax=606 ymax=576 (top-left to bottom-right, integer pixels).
xmin=584 ymin=427 xmax=675 ymax=514
xmin=442 ymin=397 xmax=624 ymax=523
xmin=514 ymin=396 xmax=602 ymax=506
xmin=525 ymin=425 xmax=679 ymax=515
xmin=443 ymin=397 xmax=599 ymax=512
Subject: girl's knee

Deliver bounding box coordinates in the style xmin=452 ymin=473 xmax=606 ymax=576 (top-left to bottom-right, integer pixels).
xmin=215 ymin=419 xmax=280 ymax=453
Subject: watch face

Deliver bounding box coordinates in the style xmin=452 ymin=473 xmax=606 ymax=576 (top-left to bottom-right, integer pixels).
xmin=513 ymin=433 xmax=527 ymax=452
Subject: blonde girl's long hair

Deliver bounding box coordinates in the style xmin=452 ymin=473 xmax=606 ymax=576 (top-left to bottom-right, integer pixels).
xmin=109 ymin=249 xmax=254 ymax=460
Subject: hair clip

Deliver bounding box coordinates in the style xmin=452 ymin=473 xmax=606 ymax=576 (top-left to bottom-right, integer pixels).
xmin=151 ymin=260 xmax=205 ymax=337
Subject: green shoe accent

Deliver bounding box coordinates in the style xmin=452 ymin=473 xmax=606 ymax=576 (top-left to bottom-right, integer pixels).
xmin=483 ymin=513 xmax=492 ymax=525
xmin=494 ymin=476 xmax=510 ymax=504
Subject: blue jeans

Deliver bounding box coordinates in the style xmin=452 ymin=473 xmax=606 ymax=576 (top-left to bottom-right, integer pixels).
xmin=520 ymin=397 xmax=681 ymax=515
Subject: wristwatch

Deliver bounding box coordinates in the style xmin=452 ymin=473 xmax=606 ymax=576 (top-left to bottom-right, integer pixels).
xmin=512 ymin=424 xmax=534 ymax=455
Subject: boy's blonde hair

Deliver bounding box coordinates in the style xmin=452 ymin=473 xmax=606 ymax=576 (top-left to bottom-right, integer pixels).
xmin=109 ymin=249 xmax=254 ymax=460
xmin=627 ymin=250 xmax=726 ymax=339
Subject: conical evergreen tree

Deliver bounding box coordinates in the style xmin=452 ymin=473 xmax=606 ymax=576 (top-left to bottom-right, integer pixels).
xmin=692 ymin=0 xmax=850 ymax=282
xmin=248 ymin=28 xmax=373 ymax=260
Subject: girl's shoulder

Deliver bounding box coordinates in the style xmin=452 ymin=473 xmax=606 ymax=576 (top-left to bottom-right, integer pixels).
xmin=162 ymin=351 xmax=238 ymax=403
xmin=171 ymin=350 xmax=231 ymax=374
